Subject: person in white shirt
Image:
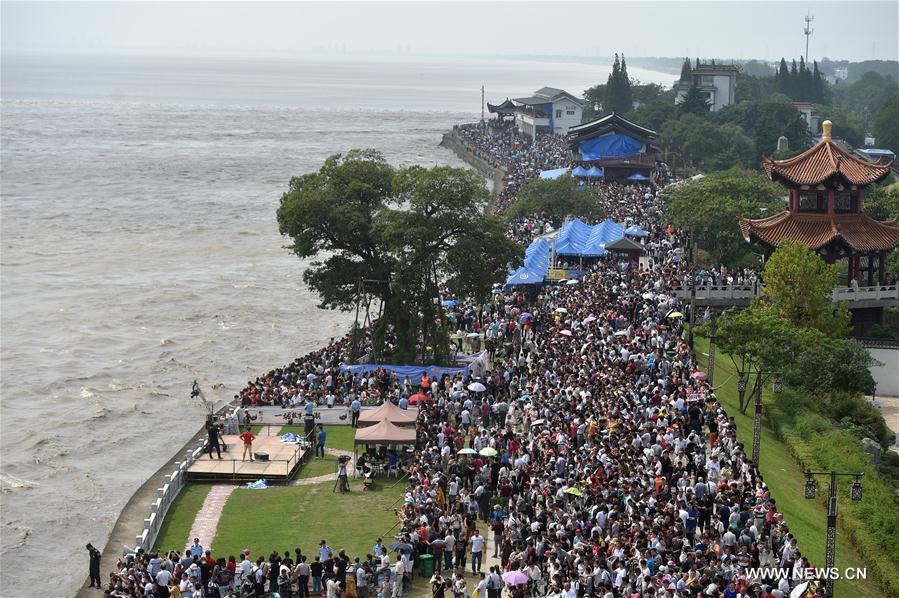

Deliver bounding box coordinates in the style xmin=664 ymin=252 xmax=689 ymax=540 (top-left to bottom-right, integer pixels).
xmin=392 ymin=558 xmax=405 ymax=598
xmin=469 ymin=531 xmax=484 ymax=573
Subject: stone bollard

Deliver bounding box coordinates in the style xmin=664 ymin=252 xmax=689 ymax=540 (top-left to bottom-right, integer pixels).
xmin=861 ymin=437 xmax=882 ymax=465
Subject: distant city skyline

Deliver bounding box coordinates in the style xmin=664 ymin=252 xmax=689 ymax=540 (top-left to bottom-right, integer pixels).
xmin=2 ymin=1 xmax=896 ymax=64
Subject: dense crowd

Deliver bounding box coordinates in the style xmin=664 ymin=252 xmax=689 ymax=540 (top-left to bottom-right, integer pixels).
xmin=93 ymin=123 xmax=811 ymax=598
xmin=452 ymin=122 xmax=570 ymax=214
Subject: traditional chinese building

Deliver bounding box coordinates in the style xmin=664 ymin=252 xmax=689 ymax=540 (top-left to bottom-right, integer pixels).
xmin=740 ymin=120 xmax=898 ymax=332
xmin=741 ymin=120 xmax=897 ymax=284
xmin=565 ymin=113 xmax=660 ymax=181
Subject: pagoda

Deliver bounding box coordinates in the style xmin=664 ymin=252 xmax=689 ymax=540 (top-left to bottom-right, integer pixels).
xmin=740 ymin=120 xmax=898 ymax=287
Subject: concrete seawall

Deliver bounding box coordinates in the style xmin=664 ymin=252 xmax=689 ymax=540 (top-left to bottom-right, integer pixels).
xmin=440 ymin=131 xmax=507 ymax=194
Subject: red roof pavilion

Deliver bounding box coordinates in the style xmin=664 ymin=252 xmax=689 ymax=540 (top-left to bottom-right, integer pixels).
xmin=740 ymin=120 xmax=898 ymax=286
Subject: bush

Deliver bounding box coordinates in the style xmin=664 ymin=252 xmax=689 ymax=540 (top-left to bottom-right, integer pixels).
xmin=821 ymin=392 xmax=895 ymax=447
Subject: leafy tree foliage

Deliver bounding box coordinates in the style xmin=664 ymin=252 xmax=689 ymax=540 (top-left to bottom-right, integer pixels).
xmin=678 ymin=85 xmax=711 ymax=117
xmin=506 ymin=174 xmax=603 ymax=225
xmin=863 ymin=186 xmax=899 ymax=221
xmin=759 ymin=240 xmax=851 ymax=337
xmin=626 ymin=99 xmax=677 ymax=132
xmin=660 ymin=115 xmax=756 ymax=174
xmin=277 ymin=150 xmax=518 ymax=361
xmin=788 ymin=332 xmax=878 ymax=396
xmin=886 ymin=250 xmax=899 ymax=281
xmin=604 ymin=53 xmax=633 ymax=113
xmin=661 ymin=168 xmax=782 ymax=266
xmin=872 ymin=92 xmax=899 ymax=153
xmin=716 ymin=99 xmax=812 ymax=155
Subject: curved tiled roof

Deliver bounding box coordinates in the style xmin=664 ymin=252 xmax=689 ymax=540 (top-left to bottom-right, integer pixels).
xmin=739 ymin=211 xmax=899 ymax=252
xmin=763 ymin=140 xmax=894 ymax=187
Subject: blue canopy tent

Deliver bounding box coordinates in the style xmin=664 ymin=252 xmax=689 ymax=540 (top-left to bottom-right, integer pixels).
xmin=571 ymin=165 xmax=589 ymax=178
xmin=555 ymin=218 xmax=624 ymax=258
xmin=627 ymin=173 xmax=650 ymax=182
xmin=504 ymin=267 xmax=544 ymax=287
xmin=624 ymin=224 xmax=650 ymax=238
xmin=523 ymin=238 xmax=551 ymax=276
xmin=538 ymin=167 xmax=570 ymax=180
xmin=579 ymin=133 xmax=644 ymax=161
xmin=586 ymin=166 xmax=604 ymax=178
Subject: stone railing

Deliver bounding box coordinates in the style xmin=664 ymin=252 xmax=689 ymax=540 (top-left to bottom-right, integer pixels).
xmin=132 ymin=405 xmax=240 ymax=553
xmin=670 ymin=284 xmax=898 ymax=305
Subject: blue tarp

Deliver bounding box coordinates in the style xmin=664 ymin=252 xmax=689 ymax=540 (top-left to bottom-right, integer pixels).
xmin=556 ymin=218 xmax=624 ymax=257
xmin=571 ymin=165 xmax=589 ymax=177
xmin=625 ymin=224 xmax=650 ymax=237
xmin=246 ymin=479 xmax=269 ymax=490
xmin=539 ymin=167 xmax=570 ymax=180
xmin=579 ymin=133 xmax=644 ymax=161
xmin=586 ymin=166 xmax=604 ymax=178
xmin=523 ymin=238 xmax=551 ymax=276
xmin=505 ymin=266 xmax=544 ymax=287
xmin=341 ymin=362 xmax=470 ymax=380
xmin=627 ymin=173 xmax=650 ymax=181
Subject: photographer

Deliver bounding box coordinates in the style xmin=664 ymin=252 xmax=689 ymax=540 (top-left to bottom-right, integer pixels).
xmin=205 ymin=417 xmax=223 ymax=460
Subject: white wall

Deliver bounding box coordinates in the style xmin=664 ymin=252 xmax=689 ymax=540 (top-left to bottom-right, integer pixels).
xmin=870 ymin=347 xmax=899 ymax=396
xmin=551 ymin=101 xmax=583 ymax=135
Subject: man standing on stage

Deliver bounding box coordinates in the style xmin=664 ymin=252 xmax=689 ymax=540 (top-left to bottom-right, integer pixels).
xmin=240 ymin=426 xmax=256 ymax=461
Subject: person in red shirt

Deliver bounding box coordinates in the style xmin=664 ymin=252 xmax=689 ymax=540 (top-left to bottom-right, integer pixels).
xmin=239 ymin=427 xmax=256 ymax=461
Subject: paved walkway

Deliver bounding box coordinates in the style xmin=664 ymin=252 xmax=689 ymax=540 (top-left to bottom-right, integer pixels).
xmin=185 ymin=483 xmax=239 ymax=552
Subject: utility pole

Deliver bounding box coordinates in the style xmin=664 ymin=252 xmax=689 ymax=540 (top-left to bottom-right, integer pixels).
xmin=481 ymin=85 xmax=485 ymax=126
xmin=804 ymin=11 xmax=814 ymax=63
xmin=751 ymin=371 xmax=782 ymax=466
xmin=803 ymin=471 xmax=864 ymax=598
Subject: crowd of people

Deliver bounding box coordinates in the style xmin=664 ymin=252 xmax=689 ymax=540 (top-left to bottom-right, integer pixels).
xmin=452 ymin=122 xmax=570 ymax=214
xmin=91 ymin=122 xmax=812 ymax=598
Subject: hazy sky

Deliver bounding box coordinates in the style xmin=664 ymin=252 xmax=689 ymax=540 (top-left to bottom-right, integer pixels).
xmin=2 ymin=1 xmax=896 ymax=63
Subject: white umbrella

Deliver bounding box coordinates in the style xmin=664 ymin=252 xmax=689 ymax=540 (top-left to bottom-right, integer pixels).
xmin=555 ymin=307 xmax=568 ymax=313
xmin=466 ymin=332 xmax=480 ymax=338
xmin=467 ymin=382 xmax=487 ymax=392
xmin=458 ymin=448 xmax=477 ymax=455
xmin=566 ymin=279 xmax=579 ymax=285
xmin=559 ymin=329 xmax=573 ymax=336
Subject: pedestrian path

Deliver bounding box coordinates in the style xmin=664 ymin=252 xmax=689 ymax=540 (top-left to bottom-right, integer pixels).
xmin=185 ymin=483 xmax=238 ymax=552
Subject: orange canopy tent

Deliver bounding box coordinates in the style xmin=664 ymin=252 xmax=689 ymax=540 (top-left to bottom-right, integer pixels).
xmin=357 ymin=401 xmax=419 ymax=425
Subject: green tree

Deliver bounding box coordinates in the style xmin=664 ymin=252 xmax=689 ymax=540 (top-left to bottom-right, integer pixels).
xmin=506 ymin=174 xmax=603 ymax=225
xmin=862 ymin=186 xmax=899 ymax=220
xmin=789 ymin=331 xmax=878 ymax=395
xmin=886 ymin=250 xmax=899 ymax=281
xmin=717 ymin=99 xmax=812 ymax=155
xmin=626 ymin=99 xmax=677 ymax=132
xmin=661 ymin=167 xmax=782 ymax=266
xmin=759 ymin=239 xmax=851 ymax=336
xmin=872 ymin=92 xmax=899 ymax=153
xmin=678 ymin=84 xmax=711 ymax=117
xmin=604 ymin=53 xmax=633 ymax=113
xmin=710 ymin=306 xmax=803 ymax=413
xmin=277 ymin=150 xmax=518 ymax=362
xmin=660 ymin=114 xmax=756 ymax=175
xmin=582 ymin=83 xmax=606 ymax=120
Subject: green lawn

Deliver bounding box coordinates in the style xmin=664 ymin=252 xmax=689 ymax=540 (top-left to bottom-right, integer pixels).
xmin=298 ymin=454 xmax=340 ymax=479
xmin=696 ymin=337 xmax=881 ymax=598
xmin=280 ymin=424 xmax=356 ymax=452
xmin=212 ymin=480 xmax=405 ymax=560
xmin=153 ymin=483 xmax=213 ymax=553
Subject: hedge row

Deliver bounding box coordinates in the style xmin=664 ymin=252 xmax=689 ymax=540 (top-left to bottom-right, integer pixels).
xmin=767 ymin=389 xmax=899 ymax=597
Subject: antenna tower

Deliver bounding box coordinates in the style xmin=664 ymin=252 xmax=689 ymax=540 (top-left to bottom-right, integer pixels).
xmin=803 ymin=11 xmax=815 ymax=63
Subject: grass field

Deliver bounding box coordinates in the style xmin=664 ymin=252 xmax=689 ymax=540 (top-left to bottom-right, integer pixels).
xmin=695 ymin=337 xmax=881 ymax=598
xmin=153 ymin=483 xmax=213 ymax=553
xmin=279 ymin=424 xmax=356 ymax=452
xmin=211 ymin=480 xmax=406 ymax=559
xmin=298 ymin=454 xmax=340 ymax=479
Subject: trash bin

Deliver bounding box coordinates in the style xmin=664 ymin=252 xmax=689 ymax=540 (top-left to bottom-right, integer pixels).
xmin=418 ymin=554 xmax=434 ymax=578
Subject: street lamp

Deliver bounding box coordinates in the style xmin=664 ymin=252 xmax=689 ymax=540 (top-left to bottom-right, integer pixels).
xmin=803 ymin=471 xmax=865 ymax=598
xmin=751 ymin=371 xmax=782 ymax=466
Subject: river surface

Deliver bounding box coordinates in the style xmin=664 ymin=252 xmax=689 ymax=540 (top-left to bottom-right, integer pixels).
xmin=0 ymin=52 xmax=675 ymax=595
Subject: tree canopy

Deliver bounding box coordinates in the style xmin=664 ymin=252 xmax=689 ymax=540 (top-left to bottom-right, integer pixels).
xmin=506 ymin=174 xmax=604 ymax=225
xmin=759 ymin=240 xmax=850 ymax=337
xmin=277 ymin=150 xmax=519 ymax=362
xmin=661 ymin=168 xmax=783 ymax=267
xmin=863 ymin=186 xmax=899 ymax=221
xmin=660 ymin=114 xmax=756 ymax=174
xmin=604 ymin=54 xmax=633 ymax=113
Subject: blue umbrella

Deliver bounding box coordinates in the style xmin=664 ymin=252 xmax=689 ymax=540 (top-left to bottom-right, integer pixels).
xmin=441 ymin=299 xmax=458 ymax=307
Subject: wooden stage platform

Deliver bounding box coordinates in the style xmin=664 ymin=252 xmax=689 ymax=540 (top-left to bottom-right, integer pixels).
xmin=186 ymin=435 xmax=307 ymax=483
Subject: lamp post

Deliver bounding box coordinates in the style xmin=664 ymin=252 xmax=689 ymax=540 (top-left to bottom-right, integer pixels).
xmin=751 ymin=371 xmax=782 ymax=466
xmin=706 ymin=311 xmax=730 ymax=386
xmin=803 ymin=471 xmax=865 ymax=598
